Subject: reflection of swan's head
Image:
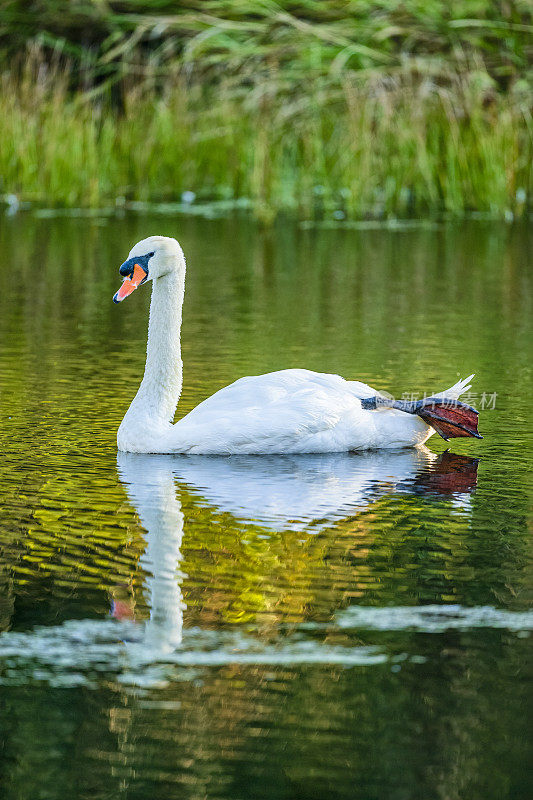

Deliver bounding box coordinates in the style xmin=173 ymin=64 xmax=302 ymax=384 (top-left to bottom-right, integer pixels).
xmin=113 ymin=235 xmax=185 ymax=303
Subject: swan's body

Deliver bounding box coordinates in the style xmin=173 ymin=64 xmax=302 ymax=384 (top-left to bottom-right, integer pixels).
xmin=114 ymin=236 xmax=480 ymax=455
xmin=120 ymin=367 xmax=434 ymax=454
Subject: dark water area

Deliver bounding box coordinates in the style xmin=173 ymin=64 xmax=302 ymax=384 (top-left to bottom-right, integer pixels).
xmin=0 ymin=213 xmax=531 ymax=799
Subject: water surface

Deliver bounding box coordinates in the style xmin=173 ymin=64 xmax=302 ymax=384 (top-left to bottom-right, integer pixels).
xmin=0 ymin=214 xmax=531 ymax=799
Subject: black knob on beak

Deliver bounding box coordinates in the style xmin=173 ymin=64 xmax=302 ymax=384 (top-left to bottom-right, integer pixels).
xmin=119 ymin=260 xmax=133 ymax=277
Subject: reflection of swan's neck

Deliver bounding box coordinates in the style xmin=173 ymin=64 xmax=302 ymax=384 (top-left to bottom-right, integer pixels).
xmin=118 ymin=455 xmax=185 ymax=653
xmin=140 ymin=479 xmax=184 ymax=652
xmin=119 ymin=271 xmax=184 ymax=444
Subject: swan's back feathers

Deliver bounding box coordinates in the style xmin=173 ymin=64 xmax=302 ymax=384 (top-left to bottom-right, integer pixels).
xmin=172 ymin=370 xmax=354 ymax=453
xmin=346 ymin=379 xmax=379 ymax=399
xmin=162 ymin=369 xmax=431 ymax=454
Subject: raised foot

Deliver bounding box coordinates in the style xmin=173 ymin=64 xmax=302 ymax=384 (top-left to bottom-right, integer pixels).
xmin=361 ymin=395 xmax=483 ymax=441
xmin=415 ymin=400 xmax=482 ymax=441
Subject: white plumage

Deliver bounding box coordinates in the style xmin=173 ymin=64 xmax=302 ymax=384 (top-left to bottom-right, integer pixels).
xmin=114 ymin=236 xmax=476 ymax=455
xmin=158 ymin=368 xmax=432 ymax=454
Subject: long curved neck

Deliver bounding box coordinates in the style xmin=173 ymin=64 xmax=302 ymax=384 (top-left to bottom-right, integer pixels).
xmin=123 ymin=270 xmax=185 ymax=435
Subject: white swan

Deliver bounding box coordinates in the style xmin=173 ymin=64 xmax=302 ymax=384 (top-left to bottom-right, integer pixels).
xmin=113 ymin=236 xmax=482 ymax=454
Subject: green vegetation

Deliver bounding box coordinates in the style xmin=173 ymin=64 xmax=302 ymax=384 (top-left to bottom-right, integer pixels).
xmin=0 ymin=1 xmax=532 ymax=218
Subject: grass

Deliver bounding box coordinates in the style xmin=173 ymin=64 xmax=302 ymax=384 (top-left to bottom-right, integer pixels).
xmin=0 ymin=1 xmax=532 ymax=219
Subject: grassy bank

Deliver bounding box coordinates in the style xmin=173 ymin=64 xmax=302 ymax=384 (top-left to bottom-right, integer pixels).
xmin=1 ymin=1 xmax=532 ymax=219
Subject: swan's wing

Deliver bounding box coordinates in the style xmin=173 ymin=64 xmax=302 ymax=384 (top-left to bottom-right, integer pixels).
xmin=183 ymin=369 xmax=380 ymax=411
xmin=167 ymin=369 xmax=366 ymax=454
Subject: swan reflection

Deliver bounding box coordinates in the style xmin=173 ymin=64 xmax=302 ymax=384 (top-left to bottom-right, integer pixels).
xmin=116 ymin=448 xmax=478 ymax=651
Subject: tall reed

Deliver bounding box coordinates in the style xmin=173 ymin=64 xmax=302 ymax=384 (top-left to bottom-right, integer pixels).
xmin=1 ymin=56 xmax=530 ymax=218
xmin=1 ymin=0 xmax=531 ymax=218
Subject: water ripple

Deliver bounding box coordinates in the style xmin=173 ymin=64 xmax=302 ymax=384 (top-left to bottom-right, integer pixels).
xmin=0 ymin=603 xmax=530 ymax=688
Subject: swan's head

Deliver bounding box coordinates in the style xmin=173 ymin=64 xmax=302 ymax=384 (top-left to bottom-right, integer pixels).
xmin=113 ymin=235 xmax=185 ymax=303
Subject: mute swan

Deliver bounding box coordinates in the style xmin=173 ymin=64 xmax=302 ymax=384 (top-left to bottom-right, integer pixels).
xmin=113 ymin=236 xmax=481 ymax=454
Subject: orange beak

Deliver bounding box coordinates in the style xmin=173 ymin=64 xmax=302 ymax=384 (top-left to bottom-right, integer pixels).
xmin=113 ymin=262 xmax=148 ymax=303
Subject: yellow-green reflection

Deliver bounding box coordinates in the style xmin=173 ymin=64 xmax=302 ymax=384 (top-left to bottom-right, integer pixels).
xmin=0 ymin=215 xmax=531 ymax=800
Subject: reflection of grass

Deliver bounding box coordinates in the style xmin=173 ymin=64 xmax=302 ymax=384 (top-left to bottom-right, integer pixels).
xmin=1 ymin=1 xmax=532 ymax=218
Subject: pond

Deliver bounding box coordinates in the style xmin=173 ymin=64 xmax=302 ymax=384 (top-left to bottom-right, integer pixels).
xmin=0 ymin=213 xmax=531 ymax=799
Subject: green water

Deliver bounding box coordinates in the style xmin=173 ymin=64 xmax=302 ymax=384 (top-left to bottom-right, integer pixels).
xmin=0 ymin=214 xmax=531 ymax=799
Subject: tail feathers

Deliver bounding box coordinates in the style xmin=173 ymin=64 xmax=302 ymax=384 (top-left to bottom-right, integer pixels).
xmin=431 ymin=374 xmax=475 ymax=402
